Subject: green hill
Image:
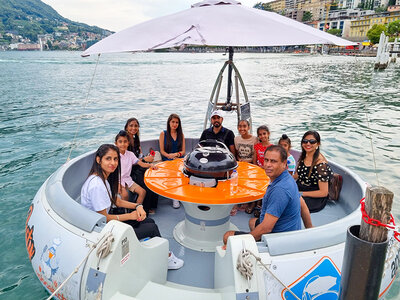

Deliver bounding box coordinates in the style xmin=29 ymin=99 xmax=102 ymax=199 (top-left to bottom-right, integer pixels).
xmin=0 ymin=0 xmax=111 ymax=42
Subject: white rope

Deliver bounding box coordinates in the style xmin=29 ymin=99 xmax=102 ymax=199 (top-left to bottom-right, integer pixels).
xmin=66 ymin=54 xmax=101 ymax=162
xmin=46 ymin=231 xmax=114 ymax=300
xmin=365 ymin=112 xmax=380 ymax=186
xmin=237 ymin=249 xmax=300 ymax=300
xmin=96 ymin=232 xmax=115 ymax=267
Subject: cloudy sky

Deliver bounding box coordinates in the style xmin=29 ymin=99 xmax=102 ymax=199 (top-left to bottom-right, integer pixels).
xmin=42 ymin=0 xmax=259 ymax=32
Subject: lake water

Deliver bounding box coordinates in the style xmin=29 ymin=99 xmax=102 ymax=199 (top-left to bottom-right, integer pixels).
xmin=0 ymin=51 xmax=399 ymax=299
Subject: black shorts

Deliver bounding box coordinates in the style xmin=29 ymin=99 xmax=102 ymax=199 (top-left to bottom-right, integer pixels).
xmin=234 ymin=218 xmax=260 ymax=236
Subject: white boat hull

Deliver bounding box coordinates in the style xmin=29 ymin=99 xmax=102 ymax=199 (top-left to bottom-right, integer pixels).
xmin=26 ymin=139 xmax=399 ymax=299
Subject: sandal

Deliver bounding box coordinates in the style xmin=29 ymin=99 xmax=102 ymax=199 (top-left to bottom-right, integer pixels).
xmin=245 ymin=206 xmax=254 ymax=214
xmin=230 ymin=206 xmax=238 ymax=216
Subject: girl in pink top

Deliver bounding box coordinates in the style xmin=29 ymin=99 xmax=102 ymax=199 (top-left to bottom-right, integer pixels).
xmin=115 ymin=130 xmax=156 ymax=208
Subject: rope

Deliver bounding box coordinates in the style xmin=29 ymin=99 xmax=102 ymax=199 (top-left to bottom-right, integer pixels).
xmin=46 ymin=231 xmax=114 ymax=300
xmin=236 ymin=247 xmax=253 ymax=289
xmin=66 ymin=54 xmax=101 ymax=162
xmin=96 ymin=232 xmax=115 ymax=267
xmin=365 ymin=112 xmax=380 ymax=186
xmin=236 ymin=248 xmax=300 ymax=300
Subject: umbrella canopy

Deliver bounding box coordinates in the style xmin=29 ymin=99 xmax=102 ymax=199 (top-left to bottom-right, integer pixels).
xmin=83 ymin=0 xmax=356 ymax=56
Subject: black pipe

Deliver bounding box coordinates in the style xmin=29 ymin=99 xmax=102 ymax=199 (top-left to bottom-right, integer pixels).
xmin=339 ymin=225 xmax=388 ymax=300
xmin=226 ymin=46 xmax=234 ymax=106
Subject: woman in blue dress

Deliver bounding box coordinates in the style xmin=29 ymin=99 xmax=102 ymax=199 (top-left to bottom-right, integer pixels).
xmin=159 ymin=114 xmax=185 ymax=208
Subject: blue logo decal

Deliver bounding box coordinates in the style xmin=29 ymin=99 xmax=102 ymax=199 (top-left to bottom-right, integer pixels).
xmin=283 ymin=257 xmax=341 ymax=300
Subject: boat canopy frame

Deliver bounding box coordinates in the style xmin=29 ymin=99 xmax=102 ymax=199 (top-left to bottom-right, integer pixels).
xmin=203 ymin=47 xmax=252 ymax=133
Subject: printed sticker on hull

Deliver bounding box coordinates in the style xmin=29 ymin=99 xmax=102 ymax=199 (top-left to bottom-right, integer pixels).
xmin=281 ymin=256 xmax=341 ymax=300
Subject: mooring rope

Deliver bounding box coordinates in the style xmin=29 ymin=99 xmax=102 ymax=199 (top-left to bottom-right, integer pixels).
xmin=66 ymin=53 xmax=101 ymax=162
xmin=46 ymin=231 xmax=114 ymax=300
xmin=365 ymin=112 xmax=380 ymax=186
xmin=237 ymin=248 xmax=300 ymax=300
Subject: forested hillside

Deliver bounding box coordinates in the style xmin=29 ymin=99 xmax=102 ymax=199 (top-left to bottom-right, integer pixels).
xmin=0 ymin=0 xmax=109 ymax=43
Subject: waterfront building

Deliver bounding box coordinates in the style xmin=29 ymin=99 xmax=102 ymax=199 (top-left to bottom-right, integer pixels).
xmin=268 ymin=0 xmax=286 ymax=13
xmin=349 ymin=11 xmax=400 ymax=41
xmin=316 ymin=9 xmax=374 ymax=37
xmin=388 ymin=5 xmax=400 ymax=11
xmin=296 ymin=0 xmax=332 ymax=21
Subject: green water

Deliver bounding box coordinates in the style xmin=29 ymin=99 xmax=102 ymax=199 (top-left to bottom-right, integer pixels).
xmin=0 ymin=51 xmax=399 ymax=299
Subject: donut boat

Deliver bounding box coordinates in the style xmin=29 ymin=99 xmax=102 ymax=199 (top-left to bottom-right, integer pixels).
xmin=26 ymin=1 xmax=399 ymax=298
xmin=26 ymin=137 xmax=399 ymax=300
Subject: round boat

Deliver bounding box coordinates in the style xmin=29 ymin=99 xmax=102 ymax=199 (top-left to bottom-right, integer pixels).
xmin=25 ymin=138 xmax=399 ymax=300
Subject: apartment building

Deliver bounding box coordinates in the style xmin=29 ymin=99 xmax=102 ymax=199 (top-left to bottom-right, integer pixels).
xmin=349 ymin=11 xmax=400 ymax=41
xmin=268 ymin=0 xmax=286 ymax=13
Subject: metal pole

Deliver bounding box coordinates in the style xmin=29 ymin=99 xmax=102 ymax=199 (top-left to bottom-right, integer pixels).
xmin=226 ymin=46 xmax=234 ymax=105
xmin=339 ymin=225 xmax=388 ymax=300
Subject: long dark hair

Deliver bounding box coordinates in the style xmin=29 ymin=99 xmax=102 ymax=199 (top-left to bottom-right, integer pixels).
xmin=89 ymin=144 xmax=121 ymax=205
xmin=165 ymin=113 xmax=183 ymax=153
xmin=298 ymin=130 xmax=321 ymax=177
xmin=124 ymin=118 xmax=141 ymax=157
xmin=257 ymin=125 xmax=270 ymax=143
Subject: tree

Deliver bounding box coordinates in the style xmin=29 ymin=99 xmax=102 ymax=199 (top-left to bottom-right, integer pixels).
xmin=302 ymin=11 xmax=313 ymax=22
xmin=327 ymin=28 xmax=342 ymax=36
xmin=387 ymin=20 xmax=400 ymax=38
xmin=367 ymin=24 xmax=387 ymax=44
xmin=253 ymin=2 xmax=273 ymax=11
xmin=375 ymin=6 xmax=388 ymax=13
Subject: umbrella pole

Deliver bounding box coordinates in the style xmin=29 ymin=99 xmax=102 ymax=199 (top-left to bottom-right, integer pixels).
xmin=226 ymin=46 xmax=234 ymax=108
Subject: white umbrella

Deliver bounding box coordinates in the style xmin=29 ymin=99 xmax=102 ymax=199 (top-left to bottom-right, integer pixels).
xmin=83 ymin=0 xmax=355 ymax=56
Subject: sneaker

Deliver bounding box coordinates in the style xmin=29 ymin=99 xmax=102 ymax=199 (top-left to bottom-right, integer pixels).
xmin=168 ymin=251 xmax=184 ymax=270
xmin=172 ymin=200 xmax=180 ymax=209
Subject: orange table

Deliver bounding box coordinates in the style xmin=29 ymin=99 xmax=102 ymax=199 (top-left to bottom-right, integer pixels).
xmin=145 ymin=159 xmax=270 ymax=252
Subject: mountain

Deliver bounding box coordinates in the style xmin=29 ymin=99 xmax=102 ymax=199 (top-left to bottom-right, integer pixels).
xmin=0 ymin=0 xmax=112 ymax=43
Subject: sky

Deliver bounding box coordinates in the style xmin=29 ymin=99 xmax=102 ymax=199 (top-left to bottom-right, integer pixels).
xmin=42 ymin=0 xmax=260 ymax=32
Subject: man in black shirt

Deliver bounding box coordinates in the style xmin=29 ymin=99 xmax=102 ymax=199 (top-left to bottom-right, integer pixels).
xmin=200 ymin=110 xmax=236 ymax=155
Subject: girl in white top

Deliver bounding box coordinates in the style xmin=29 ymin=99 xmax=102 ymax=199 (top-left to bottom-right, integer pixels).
xmin=234 ymin=120 xmax=258 ymax=163
xmin=81 ymin=144 xmax=183 ymax=269
xmin=232 ymin=120 xmax=258 ymax=215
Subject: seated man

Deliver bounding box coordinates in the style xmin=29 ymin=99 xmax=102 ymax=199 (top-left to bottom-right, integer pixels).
xmin=200 ymin=110 xmax=236 ymax=156
xmin=223 ymin=145 xmax=311 ymax=245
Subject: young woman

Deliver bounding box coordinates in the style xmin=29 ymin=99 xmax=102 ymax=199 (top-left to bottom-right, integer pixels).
xmin=294 ymin=131 xmax=332 ymax=213
xmin=253 ymin=125 xmax=273 ymax=167
xmin=81 ymin=144 xmax=158 ymax=239
xmin=124 ymin=118 xmax=158 ymax=214
xmin=278 ymin=134 xmax=296 ymax=175
xmin=80 ymin=144 xmax=183 ymax=269
xmin=159 ymin=114 xmax=185 ymax=209
xmin=159 ymin=114 xmax=185 ymax=161
xmin=124 ymin=118 xmax=153 ymax=163
xmin=235 ymin=120 xmax=258 ymax=163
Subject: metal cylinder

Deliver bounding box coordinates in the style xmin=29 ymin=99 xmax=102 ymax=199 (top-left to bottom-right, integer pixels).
xmin=339 ymin=225 xmax=388 ymax=300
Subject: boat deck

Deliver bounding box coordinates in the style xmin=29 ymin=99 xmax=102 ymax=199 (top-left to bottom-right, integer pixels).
xmin=152 ymin=196 xmax=348 ymax=289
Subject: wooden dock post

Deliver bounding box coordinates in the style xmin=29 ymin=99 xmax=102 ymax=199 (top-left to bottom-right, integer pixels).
xmin=339 ymin=186 xmax=394 ymax=300
xmin=360 ymin=186 xmax=394 ymax=243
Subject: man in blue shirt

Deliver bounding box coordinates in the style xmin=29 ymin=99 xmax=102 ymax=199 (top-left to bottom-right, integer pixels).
xmin=200 ymin=110 xmax=236 ymax=155
xmin=223 ymin=145 xmax=311 ymax=245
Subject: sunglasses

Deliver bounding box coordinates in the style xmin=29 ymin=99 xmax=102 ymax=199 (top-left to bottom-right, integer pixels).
xmin=302 ymin=139 xmax=318 ymax=145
